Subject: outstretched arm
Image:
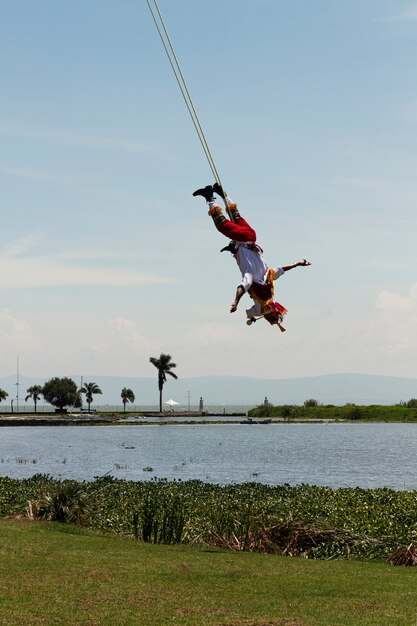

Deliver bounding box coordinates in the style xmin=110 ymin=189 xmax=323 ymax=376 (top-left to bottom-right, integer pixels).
xmin=230 ymin=272 xmax=253 ymax=313
xmin=230 ymin=285 xmax=245 ymax=313
xmin=282 ymin=259 xmax=311 ymax=272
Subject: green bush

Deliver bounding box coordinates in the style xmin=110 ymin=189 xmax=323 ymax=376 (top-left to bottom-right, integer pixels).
xmin=253 ymin=402 xmax=273 ymax=417
xmin=304 ymin=399 xmax=319 ymax=407
xmin=29 ymin=481 xmax=93 ymax=525
xmin=346 ymin=406 xmax=362 ymax=421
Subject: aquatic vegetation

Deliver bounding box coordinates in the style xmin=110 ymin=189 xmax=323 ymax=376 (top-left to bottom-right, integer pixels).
xmin=2 ymin=476 xmax=417 ymax=560
xmin=388 ymin=543 xmax=417 ymax=566
xmin=27 ymin=479 xmax=93 ymax=526
xmin=121 ymin=441 xmax=135 ymax=449
xmin=138 ymin=481 xmax=186 ymax=544
xmin=15 ymin=457 xmax=38 ymax=465
xmin=209 ymin=516 xmax=381 ymax=559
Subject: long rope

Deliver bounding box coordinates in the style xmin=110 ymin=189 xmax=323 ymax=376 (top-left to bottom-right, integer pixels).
xmin=145 ymin=0 xmax=229 ymax=204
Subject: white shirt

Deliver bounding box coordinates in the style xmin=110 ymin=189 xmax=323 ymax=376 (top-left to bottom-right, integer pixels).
xmin=235 ymin=243 xmax=284 ymax=292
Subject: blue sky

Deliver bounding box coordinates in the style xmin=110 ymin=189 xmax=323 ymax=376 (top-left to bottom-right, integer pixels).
xmin=1 ymin=0 xmax=417 ymax=383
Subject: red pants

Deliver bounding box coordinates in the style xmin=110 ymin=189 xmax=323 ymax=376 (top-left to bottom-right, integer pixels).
xmin=216 ymin=216 xmax=257 ymax=243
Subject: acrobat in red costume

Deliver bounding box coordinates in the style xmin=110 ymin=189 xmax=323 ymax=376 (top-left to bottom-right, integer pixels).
xmin=193 ymin=183 xmax=311 ymax=330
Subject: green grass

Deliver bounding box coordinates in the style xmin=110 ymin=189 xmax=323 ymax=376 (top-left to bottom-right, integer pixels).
xmin=248 ymin=404 xmax=417 ymax=422
xmin=0 ymin=519 xmax=416 ymax=626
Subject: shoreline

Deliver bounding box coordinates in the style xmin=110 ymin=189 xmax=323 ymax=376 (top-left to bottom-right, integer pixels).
xmin=2 ymin=405 xmax=417 ymax=426
xmin=2 ymin=404 xmax=416 ymax=426
xmin=0 ymin=415 xmax=415 ymax=426
xmin=0 ymin=412 xmax=246 ymax=427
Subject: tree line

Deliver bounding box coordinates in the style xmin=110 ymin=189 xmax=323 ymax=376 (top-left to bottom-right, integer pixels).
xmin=0 ymin=353 xmax=177 ymax=413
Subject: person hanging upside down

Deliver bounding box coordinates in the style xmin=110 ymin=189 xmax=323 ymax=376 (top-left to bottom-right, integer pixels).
xmin=192 ymin=183 xmax=311 ymax=330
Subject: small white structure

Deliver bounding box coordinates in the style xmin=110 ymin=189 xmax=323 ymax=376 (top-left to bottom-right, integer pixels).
xmin=164 ymin=399 xmax=180 ymax=412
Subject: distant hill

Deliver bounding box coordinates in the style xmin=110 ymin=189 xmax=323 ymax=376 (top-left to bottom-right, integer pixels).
xmin=1 ymin=373 xmax=417 ymax=408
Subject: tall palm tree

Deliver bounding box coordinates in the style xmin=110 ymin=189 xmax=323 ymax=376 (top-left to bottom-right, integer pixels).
xmin=149 ymin=353 xmax=178 ymax=412
xmin=25 ymin=385 xmax=43 ymax=413
xmin=80 ymin=382 xmax=102 ymax=413
xmin=121 ymin=387 xmax=135 ymax=413
xmin=0 ymin=389 xmax=8 ymax=404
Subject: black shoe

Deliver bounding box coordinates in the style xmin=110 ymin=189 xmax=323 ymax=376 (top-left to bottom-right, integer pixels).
xmin=213 ymin=182 xmax=225 ymax=198
xmin=220 ymin=242 xmax=237 ymax=254
xmin=192 ymin=185 xmax=214 ymax=201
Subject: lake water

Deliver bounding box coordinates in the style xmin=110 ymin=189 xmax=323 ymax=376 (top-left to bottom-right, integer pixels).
xmin=1 ymin=422 xmax=416 ymax=490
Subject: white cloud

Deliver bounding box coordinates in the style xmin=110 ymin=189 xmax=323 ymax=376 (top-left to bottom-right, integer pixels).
xmin=375 ymin=289 xmax=414 ymax=313
xmin=377 ymin=4 xmax=417 ymax=22
xmin=0 ymin=234 xmax=174 ymax=289
xmin=185 ymin=322 xmax=243 ymax=347
xmin=372 ymin=284 xmax=417 ymax=355
xmin=86 ymin=317 xmax=155 ymax=362
xmin=0 ymin=122 xmax=181 ymax=161
xmin=2 ymin=232 xmax=44 ymax=258
xmin=82 ymin=318 xmax=248 ymax=378
xmin=107 ymin=317 xmax=153 ymax=353
xmin=0 ymin=256 xmax=170 ymax=289
xmin=0 ymin=166 xmax=75 ymax=185
xmin=0 ymin=309 xmax=41 ymax=355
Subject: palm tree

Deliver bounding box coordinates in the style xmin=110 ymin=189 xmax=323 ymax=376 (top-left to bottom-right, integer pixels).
xmin=149 ymin=353 xmax=178 ymax=412
xmin=79 ymin=382 xmax=102 ymax=413
xmin=25 ymin=385 xmax=43 ymax=413
xmin=121 ymin=388 xmax=135 ymax=413
xmin=0 ymin=389 xmax=8 ymax=404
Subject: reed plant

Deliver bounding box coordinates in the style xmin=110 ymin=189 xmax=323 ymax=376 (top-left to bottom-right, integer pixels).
xmin=138 ymin=481 xmax=186 ymax=544
xmin=2 ymin=476 xmax=417 ymax=561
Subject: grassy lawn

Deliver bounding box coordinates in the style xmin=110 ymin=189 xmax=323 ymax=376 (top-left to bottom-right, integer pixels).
xmin=0 ymin=520 xmax=416 ymax=625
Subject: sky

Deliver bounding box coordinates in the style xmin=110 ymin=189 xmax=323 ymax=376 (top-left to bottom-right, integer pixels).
xmin=1 ymin=0 xmax=417 ymax=384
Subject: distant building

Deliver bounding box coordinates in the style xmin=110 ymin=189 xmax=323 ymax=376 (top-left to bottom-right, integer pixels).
xmin=199 ymin=397 xmax=204 ymax=412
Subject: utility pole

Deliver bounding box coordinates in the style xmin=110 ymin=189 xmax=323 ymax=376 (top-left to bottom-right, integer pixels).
xmin=80 ymin=376 xmax=83 ymax=410
xmin=15 ymin=356 xmax=19 ymax=413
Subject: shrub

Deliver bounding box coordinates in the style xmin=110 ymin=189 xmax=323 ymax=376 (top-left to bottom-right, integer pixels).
xmin=288 ymin=406 xmax=305 ymax=419
xmin=346 ymin=406 xmax=362 ymax=420
xmin=388 ymin=544 xmax=417 ymax=566
xmin=304 ymin=399 xmax=319 ymax=407
xmin=254 ymin=402 xmax=273 ymax=417
xmin=28 ymin=481 xmax=93 ymax=525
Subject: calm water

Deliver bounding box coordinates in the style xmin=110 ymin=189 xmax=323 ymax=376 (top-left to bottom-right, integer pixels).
xmin=1 ymin=422 xmax=416 ymax=490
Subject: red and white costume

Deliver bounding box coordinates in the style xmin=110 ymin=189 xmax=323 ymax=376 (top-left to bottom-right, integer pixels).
xmin=208 ymin=196 xmax=288 ymax=327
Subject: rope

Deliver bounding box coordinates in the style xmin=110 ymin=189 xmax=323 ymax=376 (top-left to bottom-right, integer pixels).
xmin=145 ymin=0 xmax=231 ymax=213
